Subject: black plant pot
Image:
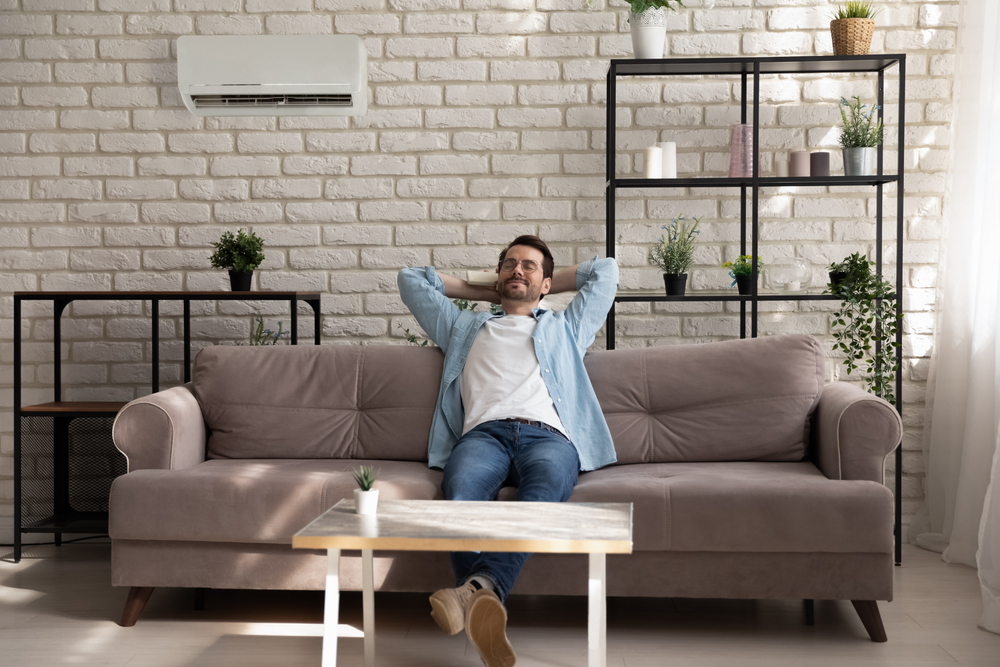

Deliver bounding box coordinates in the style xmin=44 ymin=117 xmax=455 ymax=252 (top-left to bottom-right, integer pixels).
xmin=663 ymin=273 xmax=687 ymax=296
xmin=828 ymin=270 xmax=850 ymax=290
xmin=735 ymin=274 xmax=756 ymax=296
xmin=229 ymin=270 xmax=253 ymax=291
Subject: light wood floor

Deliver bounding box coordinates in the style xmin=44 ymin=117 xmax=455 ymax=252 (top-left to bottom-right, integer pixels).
xmin=0 ymin=542 xmax=996 ymax=666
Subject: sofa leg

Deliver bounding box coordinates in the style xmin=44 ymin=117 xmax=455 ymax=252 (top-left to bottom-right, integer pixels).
xmin=119 ymin=587 xmax=155 ymax=627
xmin=804 ymin=599 xmax=814 ymax=626
xmin=851 ymin=600 xmax=887 ymax=642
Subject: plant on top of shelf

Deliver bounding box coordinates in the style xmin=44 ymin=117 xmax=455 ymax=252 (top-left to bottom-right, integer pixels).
xmin=839 ymin=96 xmax=884 ymax=177
xmin=825 ymin=252 xmax=902 ymax=405
xmin=830 ymin=1 xmax=879 ymax=56
xmin=209 ymin=229 xmax=265 ymax=292
xmin=723 ymin=255 xmax=764 ymax=296
xmin=624 ymin=0 xmax=685 ymax=60
xmin=649 ymin=214 xmax=700 ymax=296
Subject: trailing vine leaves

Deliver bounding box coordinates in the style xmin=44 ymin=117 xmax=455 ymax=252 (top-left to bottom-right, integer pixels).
xmin=826 ymin=253 xmax=903 ymax=405
xmin=398 ymin=298 xmax=502 ymax=347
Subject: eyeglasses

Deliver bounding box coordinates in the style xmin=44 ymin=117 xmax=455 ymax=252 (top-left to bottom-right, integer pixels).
xmin=499 ymin=258 xmax=540 ymax=274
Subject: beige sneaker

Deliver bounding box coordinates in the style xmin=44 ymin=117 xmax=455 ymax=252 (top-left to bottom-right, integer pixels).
xmin=429 ymin=580 xmax=478 ymax=635
xmin=466 ymin=588 xmax=516 ymax=667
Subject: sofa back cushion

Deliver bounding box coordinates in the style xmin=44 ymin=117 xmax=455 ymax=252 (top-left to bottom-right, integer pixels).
xmin=193 ymin=345 xmax=442 ymax=460
xmin=584 ymin=334 xmax=825 ymax=464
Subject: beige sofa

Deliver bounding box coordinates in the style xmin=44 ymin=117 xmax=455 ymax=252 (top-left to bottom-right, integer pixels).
xmin=109 ymin=333 xmax=901 ymax=641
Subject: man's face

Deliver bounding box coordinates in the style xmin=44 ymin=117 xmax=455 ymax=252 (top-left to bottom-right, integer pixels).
xmin=496 ymin=245 xmax=551 ymax=305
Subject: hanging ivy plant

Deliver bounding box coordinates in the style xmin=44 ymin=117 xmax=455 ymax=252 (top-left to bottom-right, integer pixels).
xmin=826 ymin=252 xmax=903 ymax=405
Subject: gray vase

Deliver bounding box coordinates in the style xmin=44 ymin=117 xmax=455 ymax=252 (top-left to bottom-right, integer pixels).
xmin=843 ymin=147 xmax=876 ymax=176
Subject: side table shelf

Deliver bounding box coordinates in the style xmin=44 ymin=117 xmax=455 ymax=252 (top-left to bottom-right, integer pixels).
xmin=13 ymin=291 xmax=322 ymax=562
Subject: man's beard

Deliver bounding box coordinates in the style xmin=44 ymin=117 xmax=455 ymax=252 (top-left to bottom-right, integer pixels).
xmin=500 ymin=277 xmax=541 ymax=303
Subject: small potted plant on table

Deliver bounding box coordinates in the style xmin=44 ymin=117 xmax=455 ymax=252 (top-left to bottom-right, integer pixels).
xmin=626 ymin=0 xmax=686 ymax=60
xmin=830 ymin=1 xmax=880 ymax=56
xmin=723 ymin=255 xmax=764 ymax=296
xmin=209 ymin=229 xmax=265 ymax=292
xmin=353 ymin=465 xmax=380 ymax=515
xmin=649 ymin=215 xmax=701 ymax=296
xmin=839 ymin=95 xmax=883 ymax=176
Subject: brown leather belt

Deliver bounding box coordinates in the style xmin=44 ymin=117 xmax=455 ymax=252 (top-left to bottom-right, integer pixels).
xmin=496 ymin=418 xmax=569 ymax=440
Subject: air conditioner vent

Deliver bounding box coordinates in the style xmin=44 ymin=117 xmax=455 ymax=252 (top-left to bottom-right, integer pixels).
xmin=191 ymin=93 xmax=354 ymax=109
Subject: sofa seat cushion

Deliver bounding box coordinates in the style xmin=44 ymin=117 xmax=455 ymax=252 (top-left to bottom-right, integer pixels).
xmin=109 ymin=460 xmax=443 ymax=544
xmin=562 ymin=461 xmax=893 ymax=554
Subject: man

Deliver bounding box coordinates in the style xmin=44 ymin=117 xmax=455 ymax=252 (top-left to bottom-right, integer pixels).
xmin=397 ymin=236 xmax=618 ymax=667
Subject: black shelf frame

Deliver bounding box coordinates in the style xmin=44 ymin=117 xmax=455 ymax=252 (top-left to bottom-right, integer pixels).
xmin=605 ymin=55 xmax=906 ymax=565
xmin=12 ymin=291 xmax=322 ymax=563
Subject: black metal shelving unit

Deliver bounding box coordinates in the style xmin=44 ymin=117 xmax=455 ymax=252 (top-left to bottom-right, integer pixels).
xmin=605 ymin=54 xmax=906 ymax=564
xmin=12 ymin=291 xmax=322 ymax=563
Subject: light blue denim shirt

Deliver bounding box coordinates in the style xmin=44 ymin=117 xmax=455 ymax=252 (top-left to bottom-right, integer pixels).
xmin=397 ymin=256 xmax=619 ymax=472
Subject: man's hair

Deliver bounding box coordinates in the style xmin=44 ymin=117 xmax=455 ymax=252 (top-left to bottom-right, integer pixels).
xmin=497 ymin=235 xmax=555 ymax=280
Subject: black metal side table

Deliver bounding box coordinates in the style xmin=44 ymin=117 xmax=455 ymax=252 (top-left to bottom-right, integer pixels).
xmin=12 ymin=290 xmax=321 ymax=562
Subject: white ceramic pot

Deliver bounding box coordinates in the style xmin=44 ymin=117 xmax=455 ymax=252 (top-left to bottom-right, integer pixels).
xmin=354 ymin=488 xmax=379 ymax=515
xmin=843 ymin=147 xmax=876 ymax=176
xmin=630 ymin=8 xmax=667 ymax=60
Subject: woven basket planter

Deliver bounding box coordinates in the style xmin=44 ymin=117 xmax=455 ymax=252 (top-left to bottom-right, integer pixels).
xmin=830 ymin=18 xmax=875 ymax=56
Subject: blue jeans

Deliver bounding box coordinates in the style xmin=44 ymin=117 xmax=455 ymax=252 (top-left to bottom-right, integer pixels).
xmin=441 ymin=420 xmax=580 ymax=602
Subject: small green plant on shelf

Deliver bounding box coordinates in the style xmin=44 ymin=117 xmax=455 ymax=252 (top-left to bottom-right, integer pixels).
xmin=208 ymin=229 xmax=265 ymax=273
xmin=832 ymin=0 xmax=880 ymax=20
xmin=353 ymin=465 xmax=380 ymax=492
xmin=825 ymin=252 xmax=903 ymax=405
xmin=398 ymin=299 xmax=502 ymax=347
xmin=839 ymin=96 xmax=884 ymax=149
xmin=622 ymin=0 xmax=685 ymax=13
xmin=649 ymin=215 xmax=701 ymax=276
xmin=239 ymin=317 xmax=289 ymax=346
xmin=722 ymin=255 xmax=764 ymax=287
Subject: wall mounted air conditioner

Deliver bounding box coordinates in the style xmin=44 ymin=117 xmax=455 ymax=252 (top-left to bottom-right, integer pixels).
xmin=177 ymin=35 xmax=367 ymax=117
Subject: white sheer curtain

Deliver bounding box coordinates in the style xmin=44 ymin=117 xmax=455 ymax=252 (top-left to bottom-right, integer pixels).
xmin=907 ymin=0 xmax=1000 ymax=634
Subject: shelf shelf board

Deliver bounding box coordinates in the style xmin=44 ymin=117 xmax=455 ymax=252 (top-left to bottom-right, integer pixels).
xmin=615 ymin=290 xmax=839 ymax=303
xmin=22 ymin=511 xmax=109 ymax=535
xmin=611 ymin=175 xmax=898 ymax=190
xmin=611 ymin=54 xmax=904 ymax=77
xmin=20 ymin=401 xmax=127 ymax=416
xmin=14 ymin=290 xmax=321 ymax=301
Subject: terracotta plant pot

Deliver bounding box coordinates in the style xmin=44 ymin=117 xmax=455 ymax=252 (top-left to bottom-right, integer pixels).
xmin=228 ymin=270 xmax=252 ymax=291
xmin=663 ymin=273 xmax=687 ymax=296
xmin=830 ymin=18 xmax=875 ymax=56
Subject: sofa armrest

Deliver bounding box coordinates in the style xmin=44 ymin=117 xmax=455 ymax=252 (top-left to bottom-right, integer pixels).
xmin=112 ymin=384 xmax=206 ymax=472
xmin=813 ymin=382 xmax=902 ymax=483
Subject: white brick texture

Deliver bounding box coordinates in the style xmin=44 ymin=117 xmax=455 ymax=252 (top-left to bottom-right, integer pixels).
xmin=0 ymin=1 xmax=959 ymax=516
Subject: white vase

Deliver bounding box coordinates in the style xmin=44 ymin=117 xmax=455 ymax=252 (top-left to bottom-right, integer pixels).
xmin=354 ymin=488 xmax=379 ymax=515
xmin=843 ymin=147 xmax=876 ymax=176
xmin=630 ymin=8 xmax=667 ymax=60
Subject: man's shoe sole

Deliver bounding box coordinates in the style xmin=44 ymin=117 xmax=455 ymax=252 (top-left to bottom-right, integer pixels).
xmin=466 ymin=590 xmax=516 ymax=667
xmin=429 ymin=589 xmax=465 ymax=636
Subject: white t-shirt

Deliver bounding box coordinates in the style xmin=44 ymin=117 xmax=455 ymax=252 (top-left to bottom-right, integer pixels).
xmin=459 ymin=315 xmax=567 ymax=436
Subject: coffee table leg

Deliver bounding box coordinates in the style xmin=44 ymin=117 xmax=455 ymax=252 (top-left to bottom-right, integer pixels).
xmin=362 ymin=548 xmax=375 ymax=667
xmin=588 ymin=552 xmax=607 ymax=667
xmin=323 ymin=548 xmax=341 ymax=667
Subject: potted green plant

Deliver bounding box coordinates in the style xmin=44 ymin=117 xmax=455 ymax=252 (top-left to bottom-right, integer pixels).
xmin=830 ymin=1 xmax=879 ymax=56
xmin=649 ymin=215 xmax=701 ymax=296
xmin=826 ymin=252 xmax=903 ymax=404
xmin=209 ymin=229 xmax=265 ymax=292
xmin=626 ymin=0 xmax=685 ymax=59
xmin=353 ymin=465 xmax=380 ymax=515
xmin=238 ymin=317 xmax=289 ymax=346
xmin=839 ymin=95 xmax=883 ymax=176
xmin=723 ymin=255 xmax=764 ymax=296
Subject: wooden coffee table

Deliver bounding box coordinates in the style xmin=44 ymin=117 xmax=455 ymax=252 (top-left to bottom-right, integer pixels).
xmin=293 ymin=499 xmax=633 ymax=667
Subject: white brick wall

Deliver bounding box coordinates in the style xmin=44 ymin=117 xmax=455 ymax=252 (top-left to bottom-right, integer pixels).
xmin=0 ymin=0 xmax=960 ymax=522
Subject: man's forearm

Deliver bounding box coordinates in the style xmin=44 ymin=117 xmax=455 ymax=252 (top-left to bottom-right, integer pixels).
xmin=548 ymin=264 xmax=581 ymax=294
xmin=439 ymin=272 xmax=501 ymax=303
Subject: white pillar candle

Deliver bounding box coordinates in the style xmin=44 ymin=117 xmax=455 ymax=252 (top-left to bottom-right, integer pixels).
xmin=775 ymin=159 xmax=789 ymax=177
xmin=789 ymin=151 xmax=810 ymax=177
xmin=785 ymin=280 xmax=800 ymax=291
xmin=657 ymin=141 xmax=677 ymax=178
xmin=643 ymin=146 xmax=663 ymax=179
